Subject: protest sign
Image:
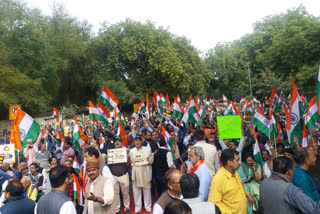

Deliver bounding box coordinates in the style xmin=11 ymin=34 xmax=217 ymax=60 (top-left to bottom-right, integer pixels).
xmin=217 ymin=115 xmax=242 ymax=139
xmin=107 ymin=148 xmax=127 ymax=164
xmin=130 ymin=150 xmax=149 ymax=166
xmin=161 ymin=106 xmax=173 ymax=119
xmin=0 ymin=144 xmax=15 ymax=163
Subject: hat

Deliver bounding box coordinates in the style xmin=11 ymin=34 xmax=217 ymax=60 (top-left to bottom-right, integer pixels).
xmin=86 ymin=161 xmax=99 ymax=169
xmin=135 ymin=134 xmax=143 ymax=140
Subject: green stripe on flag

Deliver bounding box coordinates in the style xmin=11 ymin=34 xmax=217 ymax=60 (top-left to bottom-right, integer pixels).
xmin=21 ymin=121 xmax=40 ymax=150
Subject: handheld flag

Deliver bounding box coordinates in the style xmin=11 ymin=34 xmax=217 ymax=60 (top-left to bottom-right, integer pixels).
xmin=100 ymin=86 xmax=119 ymax=109
xmin=11 ymin=108 xmax=40 ymax=150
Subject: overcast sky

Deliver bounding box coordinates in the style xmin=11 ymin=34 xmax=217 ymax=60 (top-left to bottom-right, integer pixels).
xmin=24 ymin=0 xmax=320 ymax=52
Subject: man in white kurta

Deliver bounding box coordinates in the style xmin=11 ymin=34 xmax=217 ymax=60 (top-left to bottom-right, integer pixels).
xmin=130 ymin=135 xmax=154 ymax=213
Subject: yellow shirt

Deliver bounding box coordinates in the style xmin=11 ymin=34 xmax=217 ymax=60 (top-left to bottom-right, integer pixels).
xmin=208 ymin=167 xmax=249 ymax=214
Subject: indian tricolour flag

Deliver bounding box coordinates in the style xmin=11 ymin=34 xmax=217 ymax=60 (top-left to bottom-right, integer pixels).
xmin=222 ymin=94 xmax=228 ymax=107
xmin=73 ymin=118 xmax=88 ymax=149
xmin=88 ymin=101 xmax=100 ymax=122
xmin=53 ymin=107 xmax=63 ymax=122
xmin=172 ymin=96 xmax=183 ymax=120
xmin=240 ymin=97 xmax=247 ymax=104
xmin=58 ymin=130 xmax=65 ymax=142
xmin=195 ymin=105 xmax=206 ymax=126
xmin=252 ymin=125 xmax=264 ymax=167
xmin=305 ymin=97 xmax=320 ymax=130
xmin=232 ymin=103 xmax=243 ymax=119
xmin=10 ymin=108 xmax=40 ymax=151
xmin=224 ymin=103 xmax=232 ymax=115
xmin=42 ymin=128 xmax=48 ymax=138
xmin=73 ymin=156 xmax=80 ymax=172
xmin=73 ymin=173 xmax=83 ymax=206
xmin=177 ymin=94 xmax=181 ymax=105
xmin=116 ymin=117 xmax=128 ymax=148
xmin=131 ymin=117 xmax=135 ymax=131
xmin=269 ymin=109 xmax=279 ymax=143
xmin=100 ymin=86 xmax=119 ymax=110
xmin=138 ymin=101 xmax=146 ymax=112
xmin=146 ymin=91 xmax=151 ymax=119
xmin=154 ymin=92 xmax=162 ymax=110
xmin=97 ymin=102 xmax=110 ymax=128
xmin=181 ymin=104 xmax=190 ymax=128
xmin=286 ymin=78 xmax=304 ymax=147
xmin=161 ymin=126 xmax=176 ymax=160
xmin=160 ymin=93 xmax=167 ymax=106
xmin=251 ymin=108 xmax=270 ymax=137
xmin=188 ymin=95 xmax=200 ymax=126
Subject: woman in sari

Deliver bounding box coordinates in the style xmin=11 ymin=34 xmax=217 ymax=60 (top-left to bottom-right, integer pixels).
xmin=240 ymin=154 xmax=263 ymax=213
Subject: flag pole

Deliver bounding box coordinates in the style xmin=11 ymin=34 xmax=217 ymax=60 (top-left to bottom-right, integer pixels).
xmin=48 ymin=133 xmax=58 ymax=144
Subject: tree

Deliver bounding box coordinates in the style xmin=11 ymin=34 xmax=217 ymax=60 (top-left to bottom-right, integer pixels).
xmin=94 ymin=19 xmax=211 ymax=102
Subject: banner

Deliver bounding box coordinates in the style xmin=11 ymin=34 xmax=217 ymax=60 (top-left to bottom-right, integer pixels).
xmin=217 ymin=115 xmax=242 ymax=139
xmin=130 ymin=150 xmax=149 ymax=166
xmin=0 ymin=144 xmax=15 ymax=163
xmin=9 ymin=105 xmax=21 ymax=120
xmin=161 ymin=106 xmax=173 ymax=119
xmin=107 ymin=148 xmax=127 ymax=164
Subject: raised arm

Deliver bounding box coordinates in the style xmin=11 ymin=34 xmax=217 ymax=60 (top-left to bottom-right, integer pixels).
xmin=33 ymin=132 xmax=42 ymax=152
xmin=219 ymin=139 xmax=228 ymax=151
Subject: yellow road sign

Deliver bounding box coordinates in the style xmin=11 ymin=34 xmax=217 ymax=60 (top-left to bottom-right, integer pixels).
xmin=9 ymin=105 xmax=21 ymax=120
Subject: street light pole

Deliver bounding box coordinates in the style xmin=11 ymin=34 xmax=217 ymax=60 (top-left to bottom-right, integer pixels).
xmin=246 ymin=62 xmax=252 ymax=97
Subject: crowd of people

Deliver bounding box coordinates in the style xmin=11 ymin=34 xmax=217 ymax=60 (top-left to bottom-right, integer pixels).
xmin=0 ymin=103 xmax=320 ymax=214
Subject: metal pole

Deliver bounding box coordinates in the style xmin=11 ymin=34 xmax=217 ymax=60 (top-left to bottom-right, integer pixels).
xmin=247 ymin=62 xmax=252 ymax=97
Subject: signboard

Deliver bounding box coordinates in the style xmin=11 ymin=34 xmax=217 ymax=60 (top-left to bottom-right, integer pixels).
xmin=133 ymin=104 xmax=139 ymax=113
xmin=0 ymin=144 xmax=15 ymax=163
xmin=130 ymin=150 xmax=149 ymax=166
xmin=0 ymin=155 xmax=4 ymax=164
xmin=161 ymin=106 xmax=173 ymax=119
xmin=217 ymin=116 xmax=242 ymax=139
xmin=9 ymin=105 xmax=21 ymax=120
xmin=107 ymin=148 xmax=127 ymax=164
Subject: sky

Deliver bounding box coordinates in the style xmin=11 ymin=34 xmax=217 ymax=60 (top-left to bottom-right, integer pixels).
xmin=24 ymin=0 xmax=320 ymax=53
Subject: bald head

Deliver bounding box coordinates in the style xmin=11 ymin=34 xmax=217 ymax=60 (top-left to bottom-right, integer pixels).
xmin=20 ymin=176 xmax=31 ymax=190
xmin=164 ymin=169 xmax=182 ymax=186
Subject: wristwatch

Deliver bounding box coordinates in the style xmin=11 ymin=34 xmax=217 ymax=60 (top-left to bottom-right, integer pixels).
xmin=94 ymin=197 xmax=98 ymax=202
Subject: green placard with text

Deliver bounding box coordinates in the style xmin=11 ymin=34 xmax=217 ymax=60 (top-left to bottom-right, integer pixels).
xmin=217 ymin=115 xmax=242 ymax=139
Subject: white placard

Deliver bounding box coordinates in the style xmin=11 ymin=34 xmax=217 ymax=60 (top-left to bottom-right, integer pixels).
xmin=130 ymin=150 xmax=149 ymax=166
xmin=107 ymin=148 xmax=127 ymax=164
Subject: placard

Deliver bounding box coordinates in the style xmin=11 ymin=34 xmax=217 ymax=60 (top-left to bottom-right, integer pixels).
xmin=107 ymin=148 xmax=127 ymax=164
xmin=0 ymin=144 xmax=15 ymax=163
xmin=161 ymin=106 xmax=173 ymax=119
xmin=130 ymin=150 xmax=149 ymax=166
xmin=217 ymin=116 xmax=242 ymax=139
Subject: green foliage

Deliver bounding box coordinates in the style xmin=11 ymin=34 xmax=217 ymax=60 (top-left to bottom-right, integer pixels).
xmin=94 ymin=19 xmax=211 ymax=102
xmin=60 ymin=104 xmax=80 ymax=118
xmin=205 ymin=5 xmax=320 ymax=98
